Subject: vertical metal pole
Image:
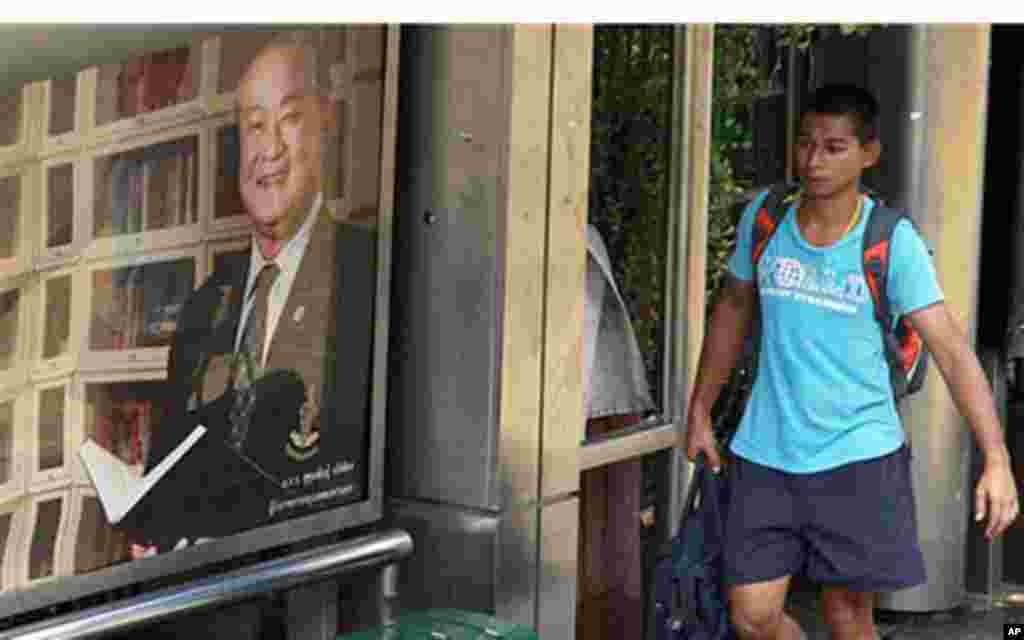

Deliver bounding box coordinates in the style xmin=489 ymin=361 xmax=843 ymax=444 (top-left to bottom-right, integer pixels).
xmin=664 ymin=24 xmax=715 ymax=536
xmin=663 ymin=24 xmax=692 ymax=540
xmin=378 ymin=563 xmax=401 ymax=626
xmin=878 ymin=24 xmax=992 ymax=613
xmin=285 ymin=580 xmax=340 ymax=640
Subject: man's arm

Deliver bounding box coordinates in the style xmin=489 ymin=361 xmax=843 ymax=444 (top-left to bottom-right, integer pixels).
xmin=909 ymin=302 xmax=1019 ymax=539
xmin=684 ymin=274 xmax=757 ymax=471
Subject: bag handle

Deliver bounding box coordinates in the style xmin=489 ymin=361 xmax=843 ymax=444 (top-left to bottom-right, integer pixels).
xmin=683 ymin=454 xmax=707 ymax=517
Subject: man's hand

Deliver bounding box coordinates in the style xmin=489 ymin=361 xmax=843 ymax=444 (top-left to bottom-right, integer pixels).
xmin=910 ymin=304 xmax=1020 ymax=540
xmin=685 ymin=402 xmax=722 ymax=472
xmin=683 ymin=274 xmax=755 ymax=475
xmin=975 ymin=461 xmax=1019 ymax=540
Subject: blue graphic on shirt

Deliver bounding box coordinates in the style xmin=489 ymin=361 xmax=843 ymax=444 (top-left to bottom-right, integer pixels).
xmin=759 ymin=255 xmax=871 ymax=315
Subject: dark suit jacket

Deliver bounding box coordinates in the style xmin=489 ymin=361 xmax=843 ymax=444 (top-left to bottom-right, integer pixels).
xmin=141 ymin=211 xmax=377 ymax=547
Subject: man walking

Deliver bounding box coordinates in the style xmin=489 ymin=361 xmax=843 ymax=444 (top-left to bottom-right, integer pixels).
xmin=685 ymin=83 xmax=1018 ymax=640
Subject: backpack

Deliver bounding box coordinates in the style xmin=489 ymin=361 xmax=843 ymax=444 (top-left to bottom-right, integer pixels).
xmin=751 ymin=183 xmax=929 ymax=402
xmin=653 ymin=455 xmax=736 ymax=640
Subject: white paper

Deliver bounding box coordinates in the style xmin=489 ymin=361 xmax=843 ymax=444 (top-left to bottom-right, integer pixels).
xmin=79 ymin=425 xmax=207 ymax=525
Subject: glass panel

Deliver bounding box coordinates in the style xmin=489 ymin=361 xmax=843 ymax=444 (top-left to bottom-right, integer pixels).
xmin=85 ymin=381 xmax=163 ymax=471
xmin=0 ymin=290 xmax=18 ymax=370
xmin=0 ymin=402 xmax=12 ymax=485
xmin=74 ymin=496 xmax=129 ymax=574
xmin=93 ymin=136 xmax=199 ymax=238
xmin=214 ymin=124 xmax=243 ymax=219
xmin=48 ymin=75 xmax=77 ymax=137
xmin=0 ymin=512 xmax=11 ymax=587
xmin=38 ymin=387 xmax=65 ymax=472
xmin=577 ymin=448 xmax=671 ymax=640
xmin=28 ymin=497 xmax=62 ymax=580
xmin=586 ymin=26 xmax=674 ymax=433
xmin=95 ymin=46 xmax=198 ymax=126
xmin=0 ymin=174 xmax=19 ymax=259
xmin=43 ymin=275 xmax=71 ymax=359
xmin=47 ymin=163 xmax=74 ymax=249
xmin=89 ymin=257 xmax=195 ymax=351
xmin=0 ymin=90 xmax=20 ymax=147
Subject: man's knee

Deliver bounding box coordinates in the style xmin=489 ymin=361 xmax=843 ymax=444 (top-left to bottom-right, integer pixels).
xmin=728 ymin=576 xmax=791 ymax=638
xmin=730 ymin=599 xmax=786 ymax=637
xmin=822 ymin=588 xmax=875 ymax=631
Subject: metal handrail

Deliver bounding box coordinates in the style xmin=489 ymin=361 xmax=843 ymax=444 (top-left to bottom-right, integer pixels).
xmin=0 ymin=529 xmax=414 ymax=640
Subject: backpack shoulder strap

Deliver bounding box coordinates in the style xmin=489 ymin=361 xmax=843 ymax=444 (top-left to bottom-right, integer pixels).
xmin=861 ymin=201 xmax=909 ymax=331
xmin=751 ymin=183 xmax=798 ymax=274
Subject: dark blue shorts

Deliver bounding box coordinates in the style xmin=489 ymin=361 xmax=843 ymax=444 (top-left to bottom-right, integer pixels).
xmin=722 ymin=445 xmax=927 ymax=592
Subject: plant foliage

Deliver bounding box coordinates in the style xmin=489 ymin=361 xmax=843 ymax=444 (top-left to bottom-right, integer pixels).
xmin=588 ymin=24 xmax=878 ymax=415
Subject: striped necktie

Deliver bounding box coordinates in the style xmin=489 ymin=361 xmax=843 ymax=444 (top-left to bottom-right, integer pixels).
xmin=228 ymin=261 xmax=280 ymax=451
xmin=236 ymin=261 xmax=280 ymax=388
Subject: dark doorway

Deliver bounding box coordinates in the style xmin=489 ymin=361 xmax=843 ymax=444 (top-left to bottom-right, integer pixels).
xmin=976 ymin=23 xmax=1024 ymax=591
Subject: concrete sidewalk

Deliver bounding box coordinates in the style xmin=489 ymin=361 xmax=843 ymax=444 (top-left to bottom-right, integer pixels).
xmin=787 ymin=584 xmax=1024 ymax=639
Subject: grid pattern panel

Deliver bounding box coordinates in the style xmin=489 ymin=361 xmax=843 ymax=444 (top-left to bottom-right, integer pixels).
xmin=0 ymin=25 xmax=388 ymax=594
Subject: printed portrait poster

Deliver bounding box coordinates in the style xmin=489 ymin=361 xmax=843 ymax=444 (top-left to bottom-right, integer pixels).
xmin=0 ymin=25 xmax=391 ymax=600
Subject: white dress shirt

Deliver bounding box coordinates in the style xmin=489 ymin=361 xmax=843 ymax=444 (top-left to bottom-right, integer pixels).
xmin=234 ymin=193 xmax=323 ymax=366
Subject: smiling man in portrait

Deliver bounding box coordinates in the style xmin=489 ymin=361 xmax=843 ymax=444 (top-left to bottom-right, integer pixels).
xmin=137 ymin=31 xmax=377 ymax=553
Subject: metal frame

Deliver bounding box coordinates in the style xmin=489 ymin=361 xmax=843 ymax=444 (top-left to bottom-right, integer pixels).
xmin=572 ymin=25 xmax=714 ymax=640
xmin=577 ymin=24 xmax=715 ymax=535
xmin=0 ymin=528 xmax=413 ymax=640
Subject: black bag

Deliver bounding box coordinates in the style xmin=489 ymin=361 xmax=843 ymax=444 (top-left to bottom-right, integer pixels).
xmin=653 ymin=456 xmax=737 ymax=640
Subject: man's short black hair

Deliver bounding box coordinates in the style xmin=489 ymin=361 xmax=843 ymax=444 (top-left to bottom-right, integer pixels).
xmin=803 ymin=83 xmax=880 ymax=144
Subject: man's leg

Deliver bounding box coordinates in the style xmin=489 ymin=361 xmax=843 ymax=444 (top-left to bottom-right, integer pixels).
xmin=800 ymin=447 xmax=926 ymax=640
xmin=821 ymin=587 xmax=877 ymax=640
xmin=723 ymin=456 xmax=805 ymax=640
xmin=728 ymin=575 xmax=804 ymax=640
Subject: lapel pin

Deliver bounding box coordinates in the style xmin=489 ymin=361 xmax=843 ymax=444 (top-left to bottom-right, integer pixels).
xmin=293 ymin=306 xmax=305 ymax=324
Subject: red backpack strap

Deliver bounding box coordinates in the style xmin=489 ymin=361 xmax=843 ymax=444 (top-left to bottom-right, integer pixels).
xmin=751 ymin=183 xmax=798 ymax=277
xmin=862 ymin=202 xmax=929 ymax=385
xmin=861 ymin=202 xmax=905 ymax=330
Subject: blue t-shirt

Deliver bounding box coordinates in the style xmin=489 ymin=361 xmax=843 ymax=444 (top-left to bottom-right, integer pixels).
xmin=726 ymin=191 xmax=944 ymax=473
